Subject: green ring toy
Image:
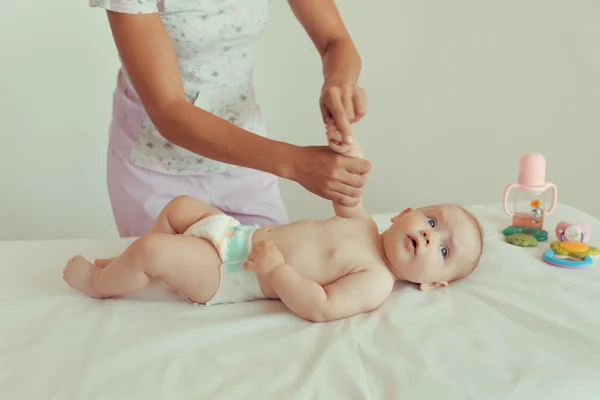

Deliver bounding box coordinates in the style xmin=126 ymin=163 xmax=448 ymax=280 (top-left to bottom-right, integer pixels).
xmin=502 ymin=226 xmax=548 ymax=242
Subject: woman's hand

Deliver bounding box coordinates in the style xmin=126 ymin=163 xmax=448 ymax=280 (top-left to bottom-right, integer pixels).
xmin=286 ymin=145 xmax=370 ymax=207
xmin=320 ymin=82 xmax=367 ymax=142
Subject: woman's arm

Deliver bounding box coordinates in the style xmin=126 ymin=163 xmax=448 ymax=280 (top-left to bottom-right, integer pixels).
xmin=104 ymin=11 xmax=371 ymax=206
xmin=288 ymin=0 xmax=361 ymax=83
xmin=105 ymin=11 xmax=294 ymax=178
xmin=288 ymin=0 xmax=367 ymax=138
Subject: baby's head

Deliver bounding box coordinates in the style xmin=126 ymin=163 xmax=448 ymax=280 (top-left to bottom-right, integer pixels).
xmin=381 ymin=204 xmax=483 ymax=291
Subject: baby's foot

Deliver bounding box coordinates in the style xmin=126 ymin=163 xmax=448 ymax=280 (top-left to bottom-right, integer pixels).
xmin=63 ymin=256 xmax=102 ymax=298
xmin=94 ymin=257 xmax=115 ymax=268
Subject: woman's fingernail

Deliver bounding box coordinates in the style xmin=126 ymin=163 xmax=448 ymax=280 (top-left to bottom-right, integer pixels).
xmin=346 ymin=136 xmax=353 ymax=144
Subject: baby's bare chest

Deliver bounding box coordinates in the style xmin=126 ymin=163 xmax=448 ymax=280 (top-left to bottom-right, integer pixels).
xmin=254 ymin=219 xmax=383 ymax=284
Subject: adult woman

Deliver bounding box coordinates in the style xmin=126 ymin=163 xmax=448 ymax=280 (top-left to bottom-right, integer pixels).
xmin=90 ymin=0 xmax=370 ymax=237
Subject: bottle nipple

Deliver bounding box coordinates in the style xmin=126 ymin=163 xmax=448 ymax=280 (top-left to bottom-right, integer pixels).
xmin=518 ymin=153 xmax=547 ymax=189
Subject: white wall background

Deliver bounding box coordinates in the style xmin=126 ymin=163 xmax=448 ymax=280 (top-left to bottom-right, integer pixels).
xmin=1 ymin=0 xmax=599 ymax=241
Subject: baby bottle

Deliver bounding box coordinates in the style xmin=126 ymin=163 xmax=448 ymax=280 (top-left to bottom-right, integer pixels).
xmin=503 ymin=153 xmax=558 ymax=229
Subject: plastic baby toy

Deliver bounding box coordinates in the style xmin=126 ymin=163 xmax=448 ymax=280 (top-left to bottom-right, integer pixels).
xmin=542 ymin=222 xmax=600 ymax=268
xmin=502 ymin=153 xmax=555 ymax=247
xmin=531 ymin=200 xmax=544 ymax=219
xmin=502 ymin=225 xmax=548 ymax=247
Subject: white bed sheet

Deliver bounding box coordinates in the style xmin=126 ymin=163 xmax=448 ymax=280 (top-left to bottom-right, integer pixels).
xmin=1 ymin=202 xmax=600 ymax=399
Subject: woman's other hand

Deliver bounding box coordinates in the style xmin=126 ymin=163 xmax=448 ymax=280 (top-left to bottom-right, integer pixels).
xmin=320 ymin=83 xmax=367 ymax=142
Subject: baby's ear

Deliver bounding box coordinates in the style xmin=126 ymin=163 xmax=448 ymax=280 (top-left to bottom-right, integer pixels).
xmin=391 ymin=208 xmax=412 ymax=222
xmin=419 ymin=281 xmax=448 ymax=291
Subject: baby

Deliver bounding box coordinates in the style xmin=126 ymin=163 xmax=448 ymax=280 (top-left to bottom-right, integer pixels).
xmin=63 ymin=125 xmax=483 ymax=322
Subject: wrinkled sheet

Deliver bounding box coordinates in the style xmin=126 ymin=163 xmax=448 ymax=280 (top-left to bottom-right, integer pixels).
xmin=1 ymin=203 xmax=599 ymax=399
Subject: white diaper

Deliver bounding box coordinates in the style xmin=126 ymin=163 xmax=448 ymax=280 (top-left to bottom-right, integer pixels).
xmin=182 ymin=214 xmax=267 ymax=306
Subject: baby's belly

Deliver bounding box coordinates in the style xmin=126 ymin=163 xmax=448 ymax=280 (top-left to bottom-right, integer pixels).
xmin=251 ymin=227 xmax=357 ymax=297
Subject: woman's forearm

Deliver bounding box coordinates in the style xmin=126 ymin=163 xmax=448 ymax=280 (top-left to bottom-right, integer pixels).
xmin=322 ymin=37 xmax=362 ymax=86
xmin=153 ymin=100 xmax=297 ymax=179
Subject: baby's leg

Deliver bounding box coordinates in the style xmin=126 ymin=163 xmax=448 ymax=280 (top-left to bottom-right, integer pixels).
xmin=94 ymin=196 xmax=222 ymax=267
xmin=149 ymin=195 xmax=223 ymax=234
xmin=64 ymin=233 xmax=221 ymax=303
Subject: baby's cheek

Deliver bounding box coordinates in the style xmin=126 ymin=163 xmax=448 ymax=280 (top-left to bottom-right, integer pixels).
xmin=415 ymin=256 xmax=439 ymax=279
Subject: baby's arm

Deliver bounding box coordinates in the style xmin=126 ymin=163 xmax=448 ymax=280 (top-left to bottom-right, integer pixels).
xmin=326 ymin=123 xmax=370 ymax=219
xmin=244 ymin=242 xmax=392 ymax=322
xmin=270 ymin=264 xmax=391 ymax=322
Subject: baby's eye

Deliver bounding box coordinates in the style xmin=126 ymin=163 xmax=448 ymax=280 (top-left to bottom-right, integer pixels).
xmin=427 ymin=218 xmax=435 ymax=228
xmin=440 ymin=246 xmax=448 ymax=258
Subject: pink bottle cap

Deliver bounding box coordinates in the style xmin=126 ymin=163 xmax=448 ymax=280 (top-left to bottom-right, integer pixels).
xmin=517 ymin=152 xmax=547 ymax=190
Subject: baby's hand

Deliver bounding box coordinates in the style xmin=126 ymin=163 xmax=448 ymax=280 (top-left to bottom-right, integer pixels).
xmin=326 ymin=120 xmax=355 ymax=155
xmin=243 ymin=241 xmax=285 ymax=276
xmin=326 ymin=120 xmax=364 ymax=159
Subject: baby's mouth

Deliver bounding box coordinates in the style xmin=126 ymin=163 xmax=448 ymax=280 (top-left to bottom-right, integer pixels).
xmin=406 ymin=235 xmax=417 ymax=255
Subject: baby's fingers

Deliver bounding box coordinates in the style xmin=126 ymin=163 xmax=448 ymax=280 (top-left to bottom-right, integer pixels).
xmin=328 ymin=139 xmax=353 ymax=155
xmin=243 ymin=260 xmax=257 ymax=271
xmin=327 ymin=123 xmax=353 ymax=145
xmin=327 ymin=129 xmax=353 ymax=155
xmin=326 ymin=125 xmax=342 ymax=147
xmin=247 ymin=251 xmax=258 ymax=262
xmin=250 ymin=242 xmax=266 ymax=253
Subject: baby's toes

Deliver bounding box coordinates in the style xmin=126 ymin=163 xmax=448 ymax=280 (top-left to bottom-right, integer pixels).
xmin=63 ymin=258 xmax=74 ymax=274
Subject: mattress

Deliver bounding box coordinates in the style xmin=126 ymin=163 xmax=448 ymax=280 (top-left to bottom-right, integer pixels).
xmin=1 ymin=202 xmax=599 ymax=399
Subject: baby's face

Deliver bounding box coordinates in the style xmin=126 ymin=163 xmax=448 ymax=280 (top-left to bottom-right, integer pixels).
xmin=382 ymin=205 xmax=482 ymax=290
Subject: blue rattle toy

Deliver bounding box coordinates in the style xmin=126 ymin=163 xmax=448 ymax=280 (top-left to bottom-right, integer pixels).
xmin=542 ymin=222 xmax=600 ymax=269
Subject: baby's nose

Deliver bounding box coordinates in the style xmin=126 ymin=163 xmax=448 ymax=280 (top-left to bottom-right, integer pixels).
xmin=420 ymin=230 xmax=436 ymax=247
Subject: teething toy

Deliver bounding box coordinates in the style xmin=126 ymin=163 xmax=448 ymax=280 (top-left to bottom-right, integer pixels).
xmin=549 ymin=240 xmax=600 ymax=258
xmin=505 ymin=233 xmax=538 ymax=247
xmin=542 ymin=250 xmax=593 ymax=268
xmin=542 ymin=222 xmax=599 ymax=269
xmin=502 ymin=225 xmax=548 ymax=243
xmin=503 ymin=153 xmax=557 ymax=229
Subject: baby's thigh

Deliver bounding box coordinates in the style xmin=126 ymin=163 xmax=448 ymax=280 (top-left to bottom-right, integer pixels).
xmin=166 ymin=195 xmax=224 ymax=233
xmin=148 ymin=234 xmax=222 ymax=304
